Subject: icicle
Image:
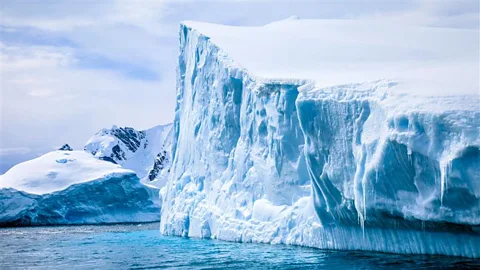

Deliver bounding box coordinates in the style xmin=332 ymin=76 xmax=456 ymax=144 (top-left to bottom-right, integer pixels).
xmin=439 ymin=159 xmax=450 ymax=204
xmin=361 ymin=173 xmax=368 ymax=238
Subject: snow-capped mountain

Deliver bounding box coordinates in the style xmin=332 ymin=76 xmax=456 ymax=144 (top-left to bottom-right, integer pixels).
xmin=160 ymin=19 xmax=480 ymax=258
xmin=0 ymin=151 xmax=160 ymax=226
xmin=85 ymin=124 xmax=173 ymax=187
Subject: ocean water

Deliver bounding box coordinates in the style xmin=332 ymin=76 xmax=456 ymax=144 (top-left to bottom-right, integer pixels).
xmin=0 ymin=223 xmax=478 ymax=269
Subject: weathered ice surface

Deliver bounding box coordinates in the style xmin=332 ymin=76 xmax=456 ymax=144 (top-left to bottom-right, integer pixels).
xmin=160 ymin=18 xmax=480 ymax=257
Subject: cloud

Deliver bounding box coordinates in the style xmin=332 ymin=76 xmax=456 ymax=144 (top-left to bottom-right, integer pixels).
xmin=1 ymin=41 xmax=176 ymax=152
xmin=0 ymin=147 xmax=31 ymax=156
xmin=0 ymin=0 xmax=478 ymax=173
xmin=0 ymin=0 xmax=178 ymax=155
xmin=2 ymin=0 xmax=171 ymax=34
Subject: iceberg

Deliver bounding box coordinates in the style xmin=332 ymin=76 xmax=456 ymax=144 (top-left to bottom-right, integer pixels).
xmin=0 ymin=150 xmax=160 ymax=226
xmin=160 ymin=18 xmax=480 ymax=257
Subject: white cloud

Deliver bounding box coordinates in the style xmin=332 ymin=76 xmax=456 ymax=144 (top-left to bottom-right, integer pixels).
xmin=1 ymin=0 xmax=171 ymax=34
xmin=0 ymin=0 xmax=478 ymax=172
xmin=0 ymin=147 xmax=31 ymax=156
xmin=1 ymin=42 xmax=176 ymax=151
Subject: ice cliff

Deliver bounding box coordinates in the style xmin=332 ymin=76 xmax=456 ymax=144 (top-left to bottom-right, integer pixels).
xmin=0 ymin=151 xmax=160 ymax=226
xmin=160 ymin=19 xmax=480 ymax=257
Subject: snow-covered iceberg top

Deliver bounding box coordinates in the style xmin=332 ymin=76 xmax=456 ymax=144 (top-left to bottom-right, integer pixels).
xmin=0 ymin=151 xmax=160 ymax=226
xmin=0 ymin=150 xmax=132 ymax=195
xmin=183 ymin=18 xmax=478 ymax=101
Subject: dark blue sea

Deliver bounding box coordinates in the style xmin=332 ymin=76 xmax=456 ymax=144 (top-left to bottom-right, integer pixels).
xmin=0 ymin=223 xmax=478 ymax=269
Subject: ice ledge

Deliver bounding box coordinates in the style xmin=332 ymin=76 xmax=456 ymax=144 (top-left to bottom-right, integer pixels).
xmin=181 ymin=19 xmax=479 ymax=113
xmin=298 ymin=80 xmax=480 ymax=113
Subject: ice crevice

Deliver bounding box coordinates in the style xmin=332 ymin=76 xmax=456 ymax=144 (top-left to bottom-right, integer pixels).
xmin=160 ymin=20 xmax=480 ymax=258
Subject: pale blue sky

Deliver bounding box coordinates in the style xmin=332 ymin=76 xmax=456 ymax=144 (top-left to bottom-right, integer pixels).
xmin=1 ymin=0 xmax=479 ymax=173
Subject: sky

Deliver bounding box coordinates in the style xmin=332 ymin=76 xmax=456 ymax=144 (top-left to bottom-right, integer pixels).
xmin=0 ymin=0 xmax=479 ymax=173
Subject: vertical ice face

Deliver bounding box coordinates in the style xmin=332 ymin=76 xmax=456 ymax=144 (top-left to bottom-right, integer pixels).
xmin=161 ymin=20 xmax=480 ymax=257
xmin=297 ymin=82 xmax=480 ymax=231
xmin=161 ymin=24 xmax=310 ymax=238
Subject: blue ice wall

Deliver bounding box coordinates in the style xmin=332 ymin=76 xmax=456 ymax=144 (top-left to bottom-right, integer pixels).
xmin=161 ymin=24 xmax=480 ymax=258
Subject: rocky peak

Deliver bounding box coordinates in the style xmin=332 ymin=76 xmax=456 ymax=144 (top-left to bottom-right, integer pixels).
xmin=58 ymin=144 xmax=73 ymax=151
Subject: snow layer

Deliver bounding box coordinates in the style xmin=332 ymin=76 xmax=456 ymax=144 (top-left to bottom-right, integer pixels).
xmin=184 ymin=19 xmax=479 ymax=97
xmin=0 ymin=151 xmax=160 ymax=226
xmin=0 ymin=151 xmax=131 ymax=195
xmin=85 ymin=124 xmax=173 ymax=187
xmin=160 ymin=19 xmax=480 ymax=258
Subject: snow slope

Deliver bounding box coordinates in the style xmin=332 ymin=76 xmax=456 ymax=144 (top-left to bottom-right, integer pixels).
xmin=0 ymin=151 xmax=160 ymax=226
xmin=160 ymin=18 xmax=480 ymax=258
xmin=85 ymin=124 xmax=173 ymax=187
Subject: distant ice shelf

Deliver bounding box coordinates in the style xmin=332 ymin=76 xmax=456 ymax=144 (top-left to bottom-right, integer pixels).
xmin=160 ymin=18 xmax=480 ymax=258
